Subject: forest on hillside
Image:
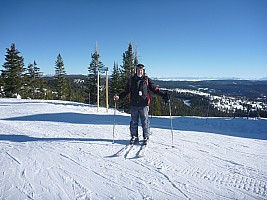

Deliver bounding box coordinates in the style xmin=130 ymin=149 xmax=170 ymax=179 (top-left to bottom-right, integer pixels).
xmin=1 ymin=43 xmax=266 ymax=118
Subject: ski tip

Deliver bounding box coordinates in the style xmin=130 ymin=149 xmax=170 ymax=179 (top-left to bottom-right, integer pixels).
xmin=108 ymin=154 xmax=120 ymax=158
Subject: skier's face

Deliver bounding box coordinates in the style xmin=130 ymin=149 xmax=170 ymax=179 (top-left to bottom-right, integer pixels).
xmin=136 ymin=68 xmax=144 ymax=77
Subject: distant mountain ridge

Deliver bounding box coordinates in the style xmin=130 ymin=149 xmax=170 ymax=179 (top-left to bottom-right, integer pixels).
xmin=151 ymin=76 xmax=267 ymax=81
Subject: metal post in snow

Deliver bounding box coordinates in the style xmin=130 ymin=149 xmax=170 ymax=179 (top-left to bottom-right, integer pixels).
xmin=96 ymin=67 xmax=109 ymax=112
xmin=106 ymin=70 xmax=108 ymax=113
xmin=113 ymin=101 xmax=117 ymax=144
xmin=168 ymin=101 xmax=174 ymax=148
xmin=97 ymin=69 xmax=100 ymax=112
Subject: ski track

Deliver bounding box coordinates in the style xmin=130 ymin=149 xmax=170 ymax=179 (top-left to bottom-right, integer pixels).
xmin=1 ymin=128 xmax=266 ymax=199
xmin=150 ymin=147 xmax=266 ymax=199
xmin=110 ymin=139 xmax=266 ymax=199
xmin=120 ymin=130 xmax=267 ymax=199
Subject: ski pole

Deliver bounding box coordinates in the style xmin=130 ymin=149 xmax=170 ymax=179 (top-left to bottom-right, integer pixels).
xmin=112 ymin=100 xmax=117 ymax=144
xmin=168 ymin=100 xmax=174 ymax=148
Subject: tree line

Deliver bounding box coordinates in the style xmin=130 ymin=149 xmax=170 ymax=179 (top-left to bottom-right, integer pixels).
xmin=0 ymin=43 xmax=142 ymax=109
xmin=1 ymin=43 xmax=264 ymax=117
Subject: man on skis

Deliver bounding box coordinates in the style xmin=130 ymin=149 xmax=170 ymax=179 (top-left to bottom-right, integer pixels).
xmin=113 ymin=64 xmax=169 ymax=145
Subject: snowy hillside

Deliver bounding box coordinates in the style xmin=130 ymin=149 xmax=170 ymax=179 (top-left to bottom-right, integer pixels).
xmin=0 ymin=98 xmax=266 ymax=200
xmin=163 ymin=88 xmax=267 ymax=114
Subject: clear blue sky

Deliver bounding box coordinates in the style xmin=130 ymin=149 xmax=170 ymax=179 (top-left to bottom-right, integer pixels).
xmin=1 ymin=0 xmax=267 ymax=79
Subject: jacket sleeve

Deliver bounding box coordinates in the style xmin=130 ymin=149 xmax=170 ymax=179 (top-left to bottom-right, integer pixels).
xmin=118 ymin=78 xmax=131 ymax=99
xmin=148 ymin=78 xmax=165 ymax=97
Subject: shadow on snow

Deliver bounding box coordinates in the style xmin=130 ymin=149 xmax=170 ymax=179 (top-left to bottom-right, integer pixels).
xmin=1 ymin=112 xmax=267 ymax=140
xmin=0 ymin=134 xmax=128 ymax=145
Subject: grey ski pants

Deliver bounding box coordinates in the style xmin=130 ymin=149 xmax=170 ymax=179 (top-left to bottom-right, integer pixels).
xmin=130 ymin=106 xmax=150 ymax=139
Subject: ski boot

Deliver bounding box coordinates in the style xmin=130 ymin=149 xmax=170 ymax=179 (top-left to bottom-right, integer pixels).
xmin=129 ymin=136 xmax=139 ymax=145
xmin=143 ymin=137 xmax=149 ymax=145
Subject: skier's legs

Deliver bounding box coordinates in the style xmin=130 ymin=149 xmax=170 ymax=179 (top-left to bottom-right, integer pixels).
xmin=130 ymin=106 xmax=139 ymax=137
xmin=140 ymin=106 xmax=150 ymax=139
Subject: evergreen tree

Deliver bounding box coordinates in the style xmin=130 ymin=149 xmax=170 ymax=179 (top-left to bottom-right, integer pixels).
xmin=109 ymin=62 xmax=121 ymax=106
xmin=86 ymin=49 xmax=104 ymax=105
xmin=118 ymin=43 xmax=138 ymax=112
xmin=120 ymin=43 xmax=136 ymax=87
xmin=25 ymin=61 xmax=45 ymax=99
xmin=63 ymin=78 xmax=85 ymax=102
xmin=133 ymin=47 xmax=139 ymax=70
xmin=66 ymin=79 xmax=75 ymax=101
xmin=24 ymin=63 xmax=35 ymax=98
xmin=1 ymin=43 xmax=25 ymax=97
xmin=44 ymin=88 xmax=53 ymax=100
xmin=151 ymin=95 xmax=162 ymax=116
xmin=54 ymin=54 xmax=67 ymax=100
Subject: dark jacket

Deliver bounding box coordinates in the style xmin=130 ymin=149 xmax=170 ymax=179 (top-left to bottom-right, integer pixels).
xmin=119 ymin=75 xmax=165 ymax=107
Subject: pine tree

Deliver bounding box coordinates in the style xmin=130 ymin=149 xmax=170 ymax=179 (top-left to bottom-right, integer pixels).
xmin=66 ymin=79 xmax=75 ymax=101
xmin=109 ymin=62 xmax=121 ymax=106
xmin=133 ymin=46 xmax=139 ymax=70
xmin=86 ymin=49 xmax=104 ymax=105
xmin=120 ymin=43 xmax=136 ymax=87
xmin=25 ymin=61 xmax=45 ymax=99
xmin=54 ymin=54 xmax=67 ymax=100
xmin=24 ymin=63 xmax=34 ymax=98
xmin=118 ymin=43 xmax=138 ymax=112
xmin=1 ymin=43 xmax=25 ymax=97
xmin=151 ymin=95 xmax=162 ymax=116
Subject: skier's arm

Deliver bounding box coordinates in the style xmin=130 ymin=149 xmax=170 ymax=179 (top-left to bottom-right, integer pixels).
xmin=148 ymin=78 xmax=170 ymax=102
xmin=148 ymin=78 xmax=164 ymax=96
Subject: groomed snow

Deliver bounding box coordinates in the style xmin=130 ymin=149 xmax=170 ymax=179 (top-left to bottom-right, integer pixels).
xmin=0 ymin=98 xmax=266 ymax=199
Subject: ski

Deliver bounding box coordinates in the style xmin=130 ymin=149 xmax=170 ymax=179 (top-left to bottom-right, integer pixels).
xmin=137 ymin=143 xmax=148 ymax=158
xmin=114 ymin=144 xmax=134 ymax=157
xmin=113 ymin=140 xmax=148 ymax=158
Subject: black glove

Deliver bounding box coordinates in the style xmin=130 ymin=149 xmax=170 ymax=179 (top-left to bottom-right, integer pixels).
xmin=162 ymin=92 xmax=170 ymax=103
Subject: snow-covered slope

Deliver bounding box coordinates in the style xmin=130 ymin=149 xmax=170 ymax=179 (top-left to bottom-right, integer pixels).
xmin=0 ymin=98 xmax=266 ymax=200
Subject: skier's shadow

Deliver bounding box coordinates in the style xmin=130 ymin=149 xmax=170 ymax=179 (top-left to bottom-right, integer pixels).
xmin=0 ymin=134 xmax=128 ymax=145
